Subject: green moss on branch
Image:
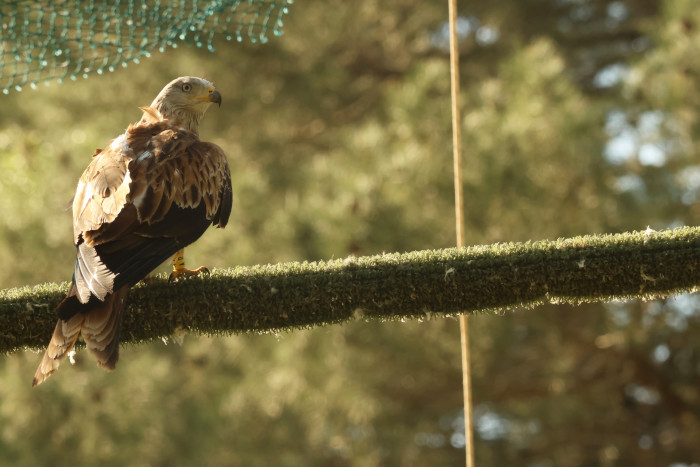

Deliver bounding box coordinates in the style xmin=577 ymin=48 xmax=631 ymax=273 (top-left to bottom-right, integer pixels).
xmin=2 ymin=227 xmax=700 ymax=354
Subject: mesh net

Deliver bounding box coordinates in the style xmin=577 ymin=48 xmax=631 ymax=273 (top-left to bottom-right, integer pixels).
xmin=0 ymin=0 xmax=292 ymax=94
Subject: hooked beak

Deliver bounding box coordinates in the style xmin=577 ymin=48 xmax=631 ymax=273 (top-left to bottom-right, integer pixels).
xmin=209 ymin=89 xmax=222 ymax=107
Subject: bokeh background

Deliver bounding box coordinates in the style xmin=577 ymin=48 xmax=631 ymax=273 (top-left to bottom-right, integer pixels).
xmin=2 ymin=0 xmax=700 ymax=465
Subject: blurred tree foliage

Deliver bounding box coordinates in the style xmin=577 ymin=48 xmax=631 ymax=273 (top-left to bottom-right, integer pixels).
xmin=1 ymin=0 xmax=700 ymax=465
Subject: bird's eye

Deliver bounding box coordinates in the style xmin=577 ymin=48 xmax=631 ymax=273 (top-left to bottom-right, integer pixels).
xmin=182 ymin=83 xmax=192 ymax=92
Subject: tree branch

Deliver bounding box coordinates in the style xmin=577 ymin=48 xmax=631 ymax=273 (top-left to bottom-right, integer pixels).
xmin=3 ymin=227 xmax=700 ymax=354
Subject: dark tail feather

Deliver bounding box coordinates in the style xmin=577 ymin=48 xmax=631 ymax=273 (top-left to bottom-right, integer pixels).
xmin=32 ymin=311 xmax=84 ymax=387
xmin=82 ymin=286 xmax=129 ymax=370
xmin=32 ymin=285 xmax=129 ymax=386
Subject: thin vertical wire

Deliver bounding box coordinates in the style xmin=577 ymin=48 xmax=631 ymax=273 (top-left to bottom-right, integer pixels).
xmin=449 ymin=10 xmax=465 ymax=249
xmin=448 ymin=0 xmax=475 ymax=465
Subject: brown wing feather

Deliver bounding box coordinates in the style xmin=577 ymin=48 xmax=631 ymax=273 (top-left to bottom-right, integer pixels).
xmin=73 ymin=149 xmax=131 ymax=244
xmin=78 ymin=112 xmax=231 ymax=242
xmin=118 ymin=134 xmax=231 ymax=227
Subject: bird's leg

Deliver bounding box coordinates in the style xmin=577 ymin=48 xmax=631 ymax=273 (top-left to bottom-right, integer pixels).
xmin=168 ymin=248 xmax=210 ymax=282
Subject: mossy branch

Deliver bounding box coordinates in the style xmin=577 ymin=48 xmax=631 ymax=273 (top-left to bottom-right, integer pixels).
xmin=2 ymin=227 xmax=700 ymax=354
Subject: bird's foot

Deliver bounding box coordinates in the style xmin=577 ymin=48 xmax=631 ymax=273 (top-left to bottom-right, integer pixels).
xmin=168 ymin=266 xmax=210 ymax=283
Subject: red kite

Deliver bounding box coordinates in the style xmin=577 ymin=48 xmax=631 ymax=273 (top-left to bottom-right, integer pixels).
xmin=33 ymin=76 xmax=232 ymax=386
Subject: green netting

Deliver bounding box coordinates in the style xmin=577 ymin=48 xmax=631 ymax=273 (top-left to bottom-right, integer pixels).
xmin=0 ymin=0 xmax=292 ymax=94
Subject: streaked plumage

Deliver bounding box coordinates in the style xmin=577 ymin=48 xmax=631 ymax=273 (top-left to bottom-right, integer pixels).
xmin=33 ymin=77 xmax=232 ymax=386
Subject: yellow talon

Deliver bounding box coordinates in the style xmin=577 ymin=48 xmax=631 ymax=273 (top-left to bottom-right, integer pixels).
xmin=168 ymin=249 xmax=210 ymax=283
xmin=169 ymin=266 xmax=210 ymax=282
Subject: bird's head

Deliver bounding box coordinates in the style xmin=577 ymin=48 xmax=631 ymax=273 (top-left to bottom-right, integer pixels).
xmin=149 ymin=76 xmax=222 ymax=133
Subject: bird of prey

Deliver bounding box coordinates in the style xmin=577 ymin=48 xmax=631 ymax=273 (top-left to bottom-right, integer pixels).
xmin=33 ymin=76 xmax=232 ymax=386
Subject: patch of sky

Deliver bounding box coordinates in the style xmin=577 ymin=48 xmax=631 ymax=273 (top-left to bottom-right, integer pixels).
xmin=430 ymin=16 xmax=478 ymax=51
xmin=475 ymin=25 xmax=499 ymax=46
xmin=652 ymin=343 xmax=671 ymax=363
xmin=431 ymin=15 xmax=499 ymax=51
xmin=604 ymin=109 xmax=670 ymax=167
xmin=476 ymin=411 xmax=511 ymax=441
xmin=625 ymin=383 xmax=660 ymax=405
xmin=607 ymin=1 xmax=629 ymax=22
xmin=594 ymin=63 xmax=629 ymax=89
xmin=439 ymin=410 xmax=470 ymax=449
xmin=605 ymin=302 xmax=632 ymax=327
xmin=676 ymin=166 xmax=700 ymax=205
xmin=663 ymin=293 xmax=700 ymax=331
